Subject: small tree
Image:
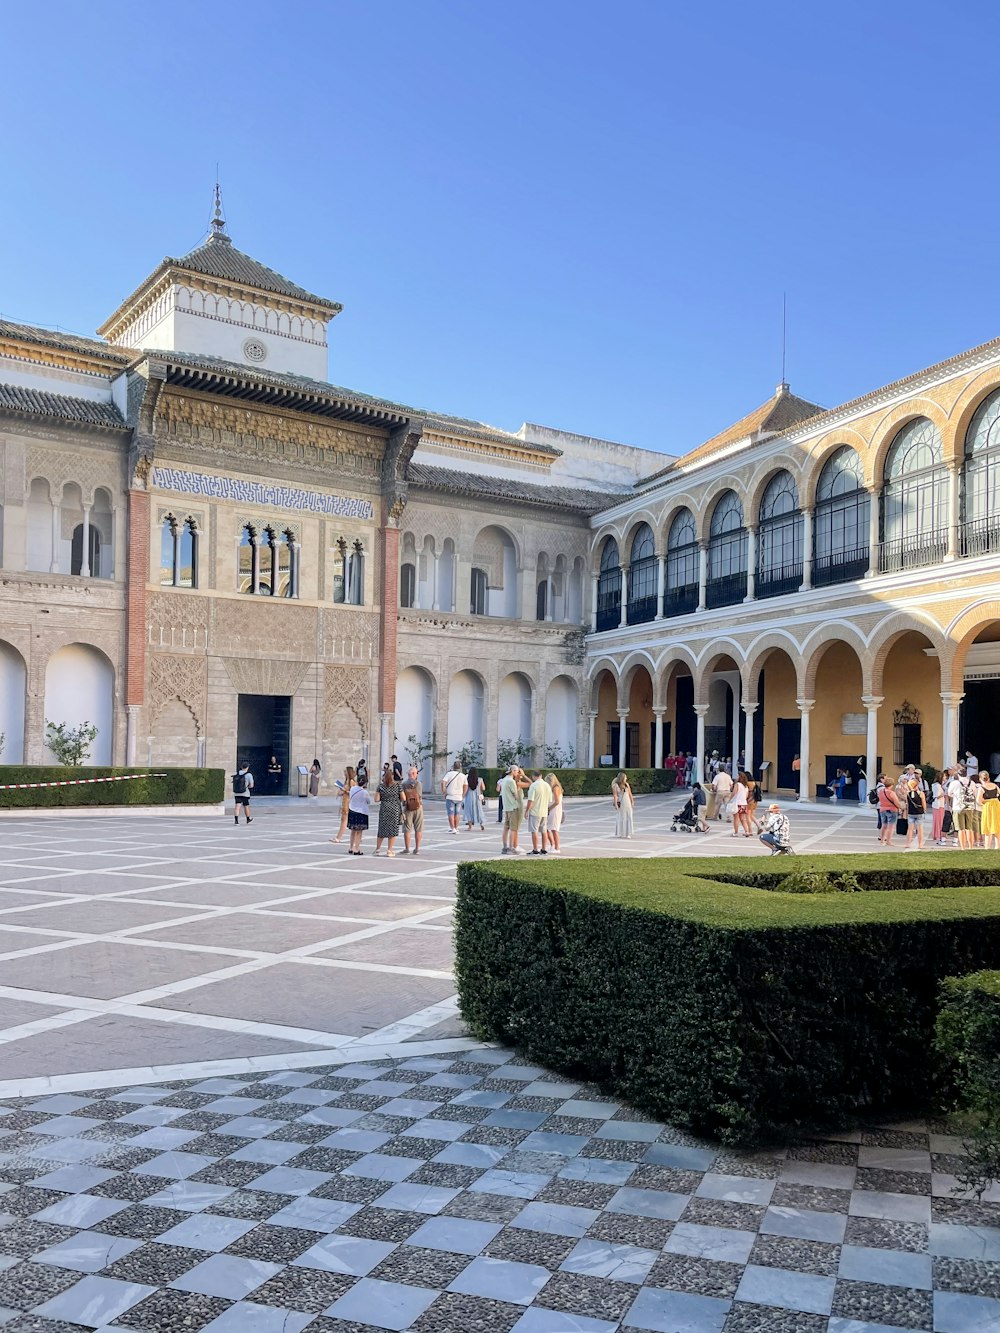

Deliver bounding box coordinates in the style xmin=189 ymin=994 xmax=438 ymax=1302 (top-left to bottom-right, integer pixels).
xmin=452 ymin=740 xmax=485 ymax=770
xmin=45 ymin=720 xmax=98 ymax=767
xmin=402 ymin=732 xmax=448 ymax=773
xmin=543 ymin=741 xmax=575 ymax=768
xmin=0 ymin=732 xmax=5 ymax=760
xmin=496 ymin=737 xmax=534 ymax=770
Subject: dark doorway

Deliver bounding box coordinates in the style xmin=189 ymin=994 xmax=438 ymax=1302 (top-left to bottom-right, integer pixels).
xmin=961 ymin=680 xmax=1000 ymax=775
xmin=237 ymin=694 xmax=291 ymax=795
xmin=776 ymin=717 xmax=801 ymax=790
xmin=675 ymin=676 xmax=695 ymax=753
xmin=71 ymin=524 xmax=101 ymax=576
xmin=607 ymin=722 xmax=640 ymax=768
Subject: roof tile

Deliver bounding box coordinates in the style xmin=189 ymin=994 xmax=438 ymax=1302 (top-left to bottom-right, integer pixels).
xmin=0 ymin=384 xmax=126 ymax=428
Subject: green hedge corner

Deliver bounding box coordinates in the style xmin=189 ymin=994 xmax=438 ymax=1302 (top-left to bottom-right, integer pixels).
xmin=477 ymin=767 xmax=677 ymax=796
xmin=455 ymin=853 xmax=1000 ymax=1145
xmin=935 ymin=969 xmax=1000 ymax=1195
xmin=0 ymin=767 xmax=226 ymax=809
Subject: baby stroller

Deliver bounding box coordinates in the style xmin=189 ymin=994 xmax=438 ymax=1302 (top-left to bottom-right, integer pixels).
xmin=671 ymin=796 xmax=701 ymax=834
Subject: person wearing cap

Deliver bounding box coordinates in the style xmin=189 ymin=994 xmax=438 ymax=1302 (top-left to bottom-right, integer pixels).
xmin=758 ymin=802 xmax=792 ymax=855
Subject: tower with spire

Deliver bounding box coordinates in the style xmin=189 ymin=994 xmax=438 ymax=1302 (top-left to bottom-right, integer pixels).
xmin=97 ymin=188 xmax=342 ymax=380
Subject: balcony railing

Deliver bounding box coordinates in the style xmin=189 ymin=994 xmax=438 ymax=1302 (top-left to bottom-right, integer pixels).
xmin=705 ymin=572 xmax=747 ymax=609
xmin=878 ymin=529 xmax=948 ymax=574
xmin=756 ymin=561 xmax=803 ymax=599
xmin=626 ymin=594 xmax=657 ymax=625
xmin=662 ymin=584 xmax=698 ymax=618
xmin=595 ymin=602 xmax=621 ymax=632
xmin=813 ymin=546 xmax=870 ymax=587
xmin=962 ymin=517 xmax=1000 ymax=559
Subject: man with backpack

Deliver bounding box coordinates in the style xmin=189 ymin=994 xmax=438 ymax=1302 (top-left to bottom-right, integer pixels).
xmin=232 ymin=760 xmax=254 ymax=825
xmin=400 ymin=766 xmax=423 ymax=855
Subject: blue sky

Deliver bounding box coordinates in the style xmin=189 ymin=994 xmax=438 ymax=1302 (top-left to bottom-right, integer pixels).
xmin=1 ymin=1 xmax=995 ymax=454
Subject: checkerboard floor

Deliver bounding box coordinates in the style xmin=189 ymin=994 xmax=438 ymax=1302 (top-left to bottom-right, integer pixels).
xmin=1 ymin=1047 xmax=998 ymax=1332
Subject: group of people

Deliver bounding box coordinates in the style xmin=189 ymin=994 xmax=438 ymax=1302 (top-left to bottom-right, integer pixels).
xmin=662 ymin=752 xmax=695 ymax=786
xmin=497 ymin=765 xmax=565 ymax=854
xmin=874 ymin=758 xmax=1000 ymax=850
xmin=333 ymin=754 xmax=425 ymax=857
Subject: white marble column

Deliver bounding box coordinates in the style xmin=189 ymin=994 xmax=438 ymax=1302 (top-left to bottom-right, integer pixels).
xmin=431 ymin=550 xmax=440 ymax=610
xmin=617 ymin=707 xmax=628 ymax=768
xmin=800 ymin=508 xmax=813 ymax=591
xmin=941 ymin=691 xmax=965 ymax=769
xmin=125 ymin=704 xmax=139 ymax=765
xmin=742 ymin=702 xmax=758 ymax=779
xmin=797 ymin=698 xmax=815 ymax=802
xmin=654 ymin=555 xmax=666 ymax=621
xmin=654 ymin=710 xmax=665 ymax=769
xmin=694 ymin=704 xmax=709 ymax=785
xmin=545 ymin=575 xmax=554 ymax=622
xmin=946 ymin=464 xmax=961 ymax=561
xmin=50 ymin=502 xmax=61 ymax=574
xmin=618 ymin=567 xmax=627 ymax=628
xmin=697 ymin=544 xmax=708 ymax=611
xmin=862 ymin=695 xmax=883 ymax=792
xmin=587 ymin=711 xmax=597 ymax=768
xmin=81 ymin=504 xmax=93 ymax=578
xmin=867 ymin=486 xmax=881 ymax=576
xmin=590 ymin=573 xmax=599 ymax=632
xmin=291 ymin=542 xmax=301 ymax=598
xmin=745 ymin=526 xmax=757 ymax=602
xmin=250 ymin=536 xmax=261 ymax=596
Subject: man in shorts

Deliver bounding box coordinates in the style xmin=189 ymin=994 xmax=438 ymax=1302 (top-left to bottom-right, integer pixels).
xmin=400 ymin=766 xmax=424 ymax=856
xmin=441 ymin=761 xmax=465 ymax=836
xmin=232 ymin=759 xmax=254 ymax=825
xmin=500 ymin=765 xmax=527 ymax=854
xmin=525 ymin=770 xmax=553 ymax=855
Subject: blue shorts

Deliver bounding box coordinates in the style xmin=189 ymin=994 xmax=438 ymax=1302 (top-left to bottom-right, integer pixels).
xmin=446 ymin=799 xmax=462 ymax=818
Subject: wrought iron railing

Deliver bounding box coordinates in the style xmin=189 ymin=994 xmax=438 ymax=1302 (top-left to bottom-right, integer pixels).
xmin=705 ymin=572 xmax=747 ymax=609
xmin=812 ymin=547 xmax=870 ymax=586
xmin=662 ymin=584 xmax=699 ymax=618
xmin=756 ymin=561 xmax=803 ymax=599
xmin=962 ymin=516 xmax=1000 ymax=558
xmin=595 ymin=603 xmax=621 ymax=632
xmin=626 ymin=595 xmax=657 ymax=625
xmin=878 ymin=530 xmax=948 ymax=574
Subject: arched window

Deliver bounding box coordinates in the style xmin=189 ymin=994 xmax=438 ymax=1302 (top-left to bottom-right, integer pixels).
xmin=161 ymin=515 xmax=199 ymax=587
xmin=814 ymin=447 xmax=870 ymax=585
xmin=400 ymin=562 xmax=416 ymax=608
xmin=536 ymin=580 xmax=548 ymax=621
xmin=626 ymin=523 xmax=657 ymax=624
xmin=595 ymin=537 xmax=621 ymax=631
xmin=757 ymin=472 xmax=802 ymax=598
xmin=963 ymin=389 xmax=1000 ymax=556
xmin=470 ymin=566 xmax=487 ymax=615
xmin=706 ymin=491 xmax=747 ymax=607
xmin=881 ymin=418 xmax=948 ymax=571
xmin=664 ymin=509 xmax=698 ymax=617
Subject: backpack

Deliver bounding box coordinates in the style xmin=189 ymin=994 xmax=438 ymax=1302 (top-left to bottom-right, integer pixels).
xmin=961 ymin=780 xmax=979 ymax=811
xmin=868 ymin=789 xmax=879 ymax=805
xmin=232 ymin=771 xmax=247 ymax=795
xmin=403 ymin=783 xmax=421 ymax=812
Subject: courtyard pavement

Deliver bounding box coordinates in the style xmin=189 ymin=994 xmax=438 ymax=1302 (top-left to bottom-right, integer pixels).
xmin=0 ymin=794 xmax=997 ymax=1331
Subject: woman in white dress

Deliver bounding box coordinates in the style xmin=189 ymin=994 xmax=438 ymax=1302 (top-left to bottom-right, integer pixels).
xmin=545 ymin=773 xmax=564 ymax=853
xmin=612 ymin=771 xmax=634 ymax=838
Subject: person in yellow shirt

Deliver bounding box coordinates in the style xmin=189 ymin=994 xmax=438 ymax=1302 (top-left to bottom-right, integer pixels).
xmin=525 ymin=771 xmax=553 ymax=855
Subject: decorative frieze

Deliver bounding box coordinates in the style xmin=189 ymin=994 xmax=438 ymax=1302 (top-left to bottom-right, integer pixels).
xmin=153 ymin=466 xmax=374 ymax=520
xmin=150 ymin=653 xmax=207 ymax=731
xmin=222 ymin=657 xmax=311 ymax=696
xmin=212 ymin=599 xmax=318 ymax=658
xmin=324 ymin=664 xmax=372 ymax=737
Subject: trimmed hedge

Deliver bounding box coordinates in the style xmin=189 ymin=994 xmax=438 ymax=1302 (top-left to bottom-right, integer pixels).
xmin=935 ymin=970 xmax=1000 ymax=1195
xmin=478 ymin=767 xmax=677 ymax=796
xmin=455 ymin=853 xmax=1000 ymax=1145
xmin=0 ymin=767 xmax=225 ymax=809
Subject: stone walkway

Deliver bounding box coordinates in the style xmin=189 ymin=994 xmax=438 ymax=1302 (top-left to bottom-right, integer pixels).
xmin=0 ymin=796 xmax=998 ymax=1330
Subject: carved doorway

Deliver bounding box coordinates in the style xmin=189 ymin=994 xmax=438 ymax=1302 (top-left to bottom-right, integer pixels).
xmin=237 ymin=694 xmax=291 ymax=795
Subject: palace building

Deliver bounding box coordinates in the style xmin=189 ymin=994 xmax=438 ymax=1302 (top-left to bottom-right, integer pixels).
xmin=1 ymin=204 xmax=998 ymax=795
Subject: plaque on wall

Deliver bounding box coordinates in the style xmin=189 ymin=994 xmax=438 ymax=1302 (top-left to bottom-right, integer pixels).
xmin=842 ymin=712 xmax=866 ymax=735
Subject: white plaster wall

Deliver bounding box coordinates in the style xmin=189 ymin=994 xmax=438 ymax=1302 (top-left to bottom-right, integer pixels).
xmin=0 ymin=358 xmax=116 ymax=404
xmin=545 ymin=676 xmax=578 ymax=757
xmin=395 ymin=667 xmax=435 ymax=783
xmin=447 ymin=670 xmax=485 ymax=758
xmin=132 ymin=300 xmax=329 ymax=380
xmin=498 ymin=673 xmax=532 ymax=743
xmin=43 ymin=644 xmax=114 ymax=764
xmin=0 ymin=642 xmax=27 ymax=762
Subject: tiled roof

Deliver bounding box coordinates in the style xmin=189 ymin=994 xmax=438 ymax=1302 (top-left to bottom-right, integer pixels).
xmin=167 ymin=235 xmax=342 ymax=311
xmin=406 ymin=462 xmax=613 ymax=514
xmin=0 ymin=384 xmax=126 ymax=428
xmin=640 ymin=387 xmax=825 ymax=484
xmin=0 ymin=319 xmax=131 ymax=366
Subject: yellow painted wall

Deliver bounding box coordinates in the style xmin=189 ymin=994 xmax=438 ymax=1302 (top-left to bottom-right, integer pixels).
xmin=811 ymin=643 xmax=865 ymax=794
xmin=628 ymin=669 xmax=655 ymax=766
xmin=878 ymin=634 xmax=942 ymax=771
xmin=596 ymin=672 xmax=617 ymax=764
xmin=760 ymin=652 xmax=797 ymax=785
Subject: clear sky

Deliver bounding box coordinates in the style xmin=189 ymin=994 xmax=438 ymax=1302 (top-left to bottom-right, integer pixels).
xmin=1 ymin=0 xmax=996 ymax=455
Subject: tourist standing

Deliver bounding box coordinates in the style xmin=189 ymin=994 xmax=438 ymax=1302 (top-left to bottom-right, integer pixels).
xmin=332 ymin=765 xmax=355 ymax=843
xmin=232 ymin=759 xmax=254 ymax=825
xmin=545 ymin=772 xmax=564 ymax=853
xmin=612 ymin=771 xmax=634 ymax=838
xmin=356 ymin=757 xmax=369 ymax=788
xmin=905 ymin=778 xmax=927 ymax=849
xmin=710 ymin=766 xmax=733 ymax=821
xmin=951 ymin=769 xmax=980 ymax=850
xmin=965 ymin=750 xmax=980 ymax=778
xmin=391 ymin=754 xmax=404 ymax=781
xmin=691 ymin=781 xmax=709 ymax=832
xmin=525 ymin=770 xmax=553 ymax=855
xmin=463 ymin=765 xmax=486 ymax=830
xmin=930 ymin=770 xmax=946 ymax=844
xmin=730 ymin=773 xmax=750 ymax=837
xmin=374 ymin=763 xmax=402 ymax=856
xmin=441 ymin=761 xmax=465 ymax=836
xmin=980 ymin=771 xmax=1000 ymax=850
xmin=877 ymin=775 xmax=901 ymax=846
xmin=347 ymin=778 xmax=370 ymax=855
xmin=500 ymin=765 xmax=527 ymax=854
xmin=401 ymin=766 xmax=424 ymax=855
xmin=309 ymin=758 xmax=322 ymax=797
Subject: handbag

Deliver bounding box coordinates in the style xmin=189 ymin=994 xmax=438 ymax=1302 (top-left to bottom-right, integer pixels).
xmin=942 ymin=809 xmax=954 ymax=835
xmin=895 ymin=816 xmax=909 ymax=836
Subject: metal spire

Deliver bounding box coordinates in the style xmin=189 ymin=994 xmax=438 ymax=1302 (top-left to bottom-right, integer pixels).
xmin=776 ymin=292 xmax=789 ymax=396
xmin=210 ymin=179 xmax=230 ymax=243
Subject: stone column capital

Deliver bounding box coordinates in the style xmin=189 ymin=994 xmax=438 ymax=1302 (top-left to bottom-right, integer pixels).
xmin=741 ymin=701 xmax=759 ymax=715
xmin=861 ymin=695 xmax=884 ymax=710
xmin=796 ymin=698 xmax=816 ymax=713
xmin=616 ymin=707 xmax=629 ymax=719
xmin=940 ymin=691 xmax=966 ymax=706
xmin=693 ymin=704 xmax=711 ymax=718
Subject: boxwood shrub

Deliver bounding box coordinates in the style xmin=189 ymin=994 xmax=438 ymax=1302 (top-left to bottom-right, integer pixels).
xmin=0 ymin=767 xmax=225 ymax=809
xmin=455 ymin=853 xmax=1000 ymax=1144
xmin=935 ymin=970 xmax=1000 ymax=1195
xmin=477 ymin=767 xmax=677 ymax=796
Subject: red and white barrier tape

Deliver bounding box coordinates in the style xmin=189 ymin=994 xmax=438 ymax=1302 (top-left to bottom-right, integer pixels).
xmin=0 ymin=773 xmax=167 ymax=791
